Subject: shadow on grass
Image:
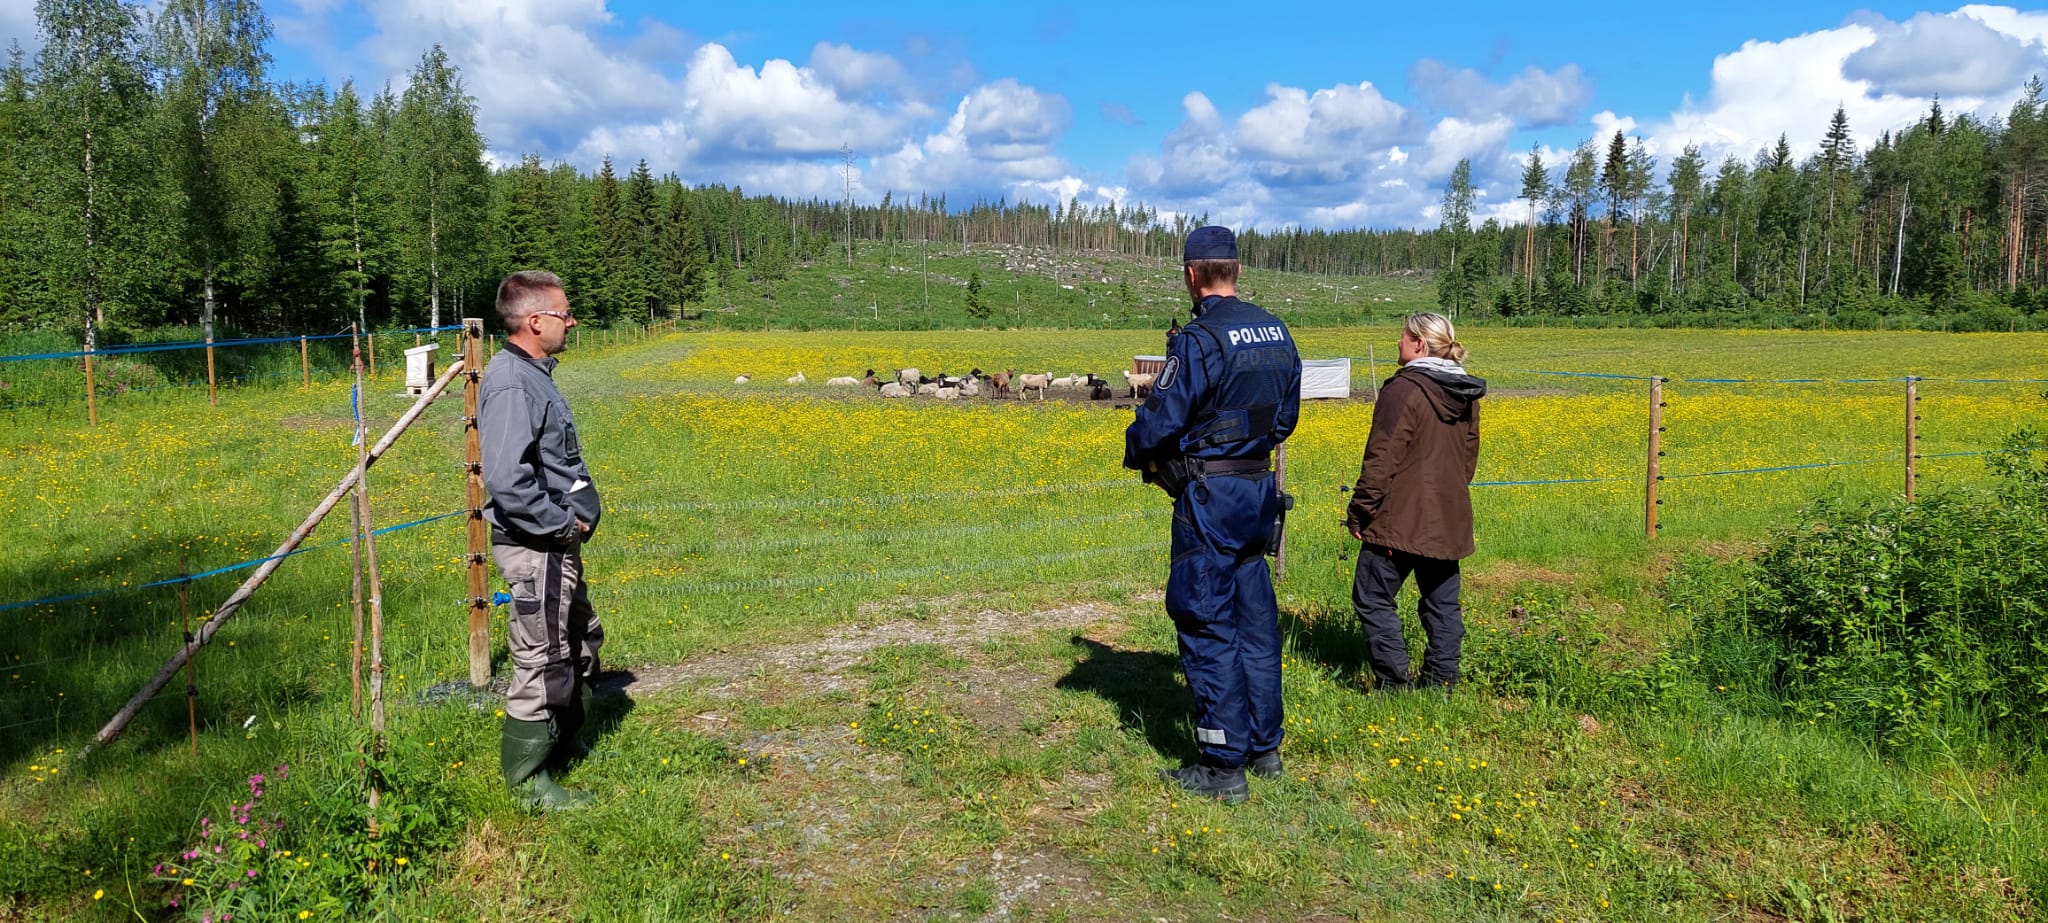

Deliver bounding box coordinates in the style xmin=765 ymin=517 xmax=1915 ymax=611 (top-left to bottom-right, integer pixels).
xmin=1054 ymin=636 xmax=1197 ymax=764
xmin=584 ymin=669 xmax=637 ymax=749
xmin=1280 ymin=604 xmax=1369 ymax=682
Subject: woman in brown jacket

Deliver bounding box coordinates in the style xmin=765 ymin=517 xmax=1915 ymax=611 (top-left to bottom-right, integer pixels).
xmin=1344 ymin=313 xmax=1485 ymax=691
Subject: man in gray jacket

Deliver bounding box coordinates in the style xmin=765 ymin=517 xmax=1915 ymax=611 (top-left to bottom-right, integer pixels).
xmin=480 ymin=270 xmax=604 ymax=810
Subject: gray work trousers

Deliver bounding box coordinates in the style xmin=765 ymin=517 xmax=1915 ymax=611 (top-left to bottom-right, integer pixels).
xmin=1352 ymin=543 xmax=1465 ymax=690
xmin=491 ymin=540 xmax=604 ymax=723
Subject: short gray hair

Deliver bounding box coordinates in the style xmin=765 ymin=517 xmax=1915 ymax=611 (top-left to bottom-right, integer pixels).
xmin=495 ymin=270 xmax=565 ymax=332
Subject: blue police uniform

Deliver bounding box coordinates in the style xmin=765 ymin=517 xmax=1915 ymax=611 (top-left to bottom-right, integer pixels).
xmin=1124 ymin=292 xmax=1302 ymax=770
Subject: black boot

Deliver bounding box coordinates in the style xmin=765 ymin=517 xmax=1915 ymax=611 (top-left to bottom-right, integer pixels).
xmin=501 ymin=716 xmax=595 ymax=811
xmin=1248 ymin=750 xmax=1284 ymax=779
xmin=1160 ymin=763 xmax=1249 ymax=804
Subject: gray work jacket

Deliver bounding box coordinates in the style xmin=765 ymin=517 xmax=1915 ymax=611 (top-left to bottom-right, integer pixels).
xmin=479 ymin=342 xmax=601 ymax=546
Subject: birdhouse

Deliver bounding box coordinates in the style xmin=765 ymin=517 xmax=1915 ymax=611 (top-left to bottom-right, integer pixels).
xmin=404 ymin=343 xmax=440 ymax=395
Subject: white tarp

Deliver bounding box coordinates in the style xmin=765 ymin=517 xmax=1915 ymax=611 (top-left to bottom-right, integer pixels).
xmin=1301 ymin=358 xmax=1351 ymax=399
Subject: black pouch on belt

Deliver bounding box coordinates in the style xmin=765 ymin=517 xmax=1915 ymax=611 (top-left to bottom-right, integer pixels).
xmin=1267 ymin=489 xmax=1295 ymax=557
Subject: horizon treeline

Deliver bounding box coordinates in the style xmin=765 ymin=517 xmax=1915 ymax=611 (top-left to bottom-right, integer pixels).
xmin=6 ymin=2 xmax=2048 ymax=342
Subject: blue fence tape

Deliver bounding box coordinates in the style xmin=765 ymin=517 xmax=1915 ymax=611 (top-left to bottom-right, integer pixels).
xmin=0 ymin=510 xmax=462 ymax=615
xmin=0 ymin=326 xmax=465 ymax=364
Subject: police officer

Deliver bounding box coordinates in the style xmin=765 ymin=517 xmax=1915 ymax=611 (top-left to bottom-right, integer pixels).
xmin=1125 ymin=226 xmax=1302 ymax=803
xmin=479 ymin=270 xmax=605 ymax=811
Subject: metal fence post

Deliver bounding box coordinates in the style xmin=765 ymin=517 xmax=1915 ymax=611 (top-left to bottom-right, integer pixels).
xmin=1646 ymin=377 xmax=1665 ymax=539
xmin=1905 ymin=377 xmax=1920 ymax=502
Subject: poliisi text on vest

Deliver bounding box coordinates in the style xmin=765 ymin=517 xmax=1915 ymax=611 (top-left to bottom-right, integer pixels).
xmin=1226 ymin=325 xmax=1287 ymax=347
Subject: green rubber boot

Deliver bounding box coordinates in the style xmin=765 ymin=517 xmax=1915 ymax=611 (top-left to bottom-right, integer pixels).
xmin=501 ymin=716 xmax=595 ymax=811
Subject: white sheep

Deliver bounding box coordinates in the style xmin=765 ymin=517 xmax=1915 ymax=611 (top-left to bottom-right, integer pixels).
xmin=826 ymin=376 xmax=860 ymax=386
xmin=1125 ymin=370 xmax=1157 ymax=398
xmin=915 ymin=382 xmax=941 ymax=396
xmin=1050 ymin=374 xmax=1080 ymax=390
xmin=935 ymin=386 xmax=961 ymax=400
xmin=959 ymin=378 xmax=981 ymax=397
xmin=878 ymin=382 xmax=912 ymax=398
xmin=1017 ymin=372 xmax=1052 ymax=400
xmin=734 ymin=374 xmax=751 ymax=384
xmin=787 ymin=371 xmax=807 ymax=384
xmin=896 ymin=367 xmax=921 ymax=386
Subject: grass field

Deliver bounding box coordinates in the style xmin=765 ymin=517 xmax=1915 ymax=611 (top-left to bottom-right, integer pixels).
xmin=2 ymin=325 xmax=2044 ymax=921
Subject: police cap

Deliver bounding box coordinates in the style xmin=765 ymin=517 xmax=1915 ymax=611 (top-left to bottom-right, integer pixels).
xmin=1183 ymin=225 xmax=1237 ymax=262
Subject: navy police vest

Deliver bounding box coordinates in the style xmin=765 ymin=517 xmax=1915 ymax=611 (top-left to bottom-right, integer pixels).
xmin=1183 ymin=296 xmax=1297 ymax=454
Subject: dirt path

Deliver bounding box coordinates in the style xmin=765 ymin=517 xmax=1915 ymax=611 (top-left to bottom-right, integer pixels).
xmin=591 ymin=601 xmax=1117 ymax=702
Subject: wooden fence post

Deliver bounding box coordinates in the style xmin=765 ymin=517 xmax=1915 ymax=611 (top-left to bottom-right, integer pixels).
xmin=1646 ymin=377 xmax=1665 ymax=539
xmin=348 ymin=326 xmax=367 ymax=718
xmin=83 ymin=342 xmax=99 ymax=427
xmin=462 ymin=318 xmax=491 ymax=688
xmin=206 ymin=335 xmax=217 ymax=406
xmin=300 ymin=335 xmax=310 ymax=388
xmin=179 ymin=560 xmax=197 ymax=757
xmin=367 ymin=332 xmax=377 ymax=380
xmin=1905 ymin=377 xmax=1920 ymax=502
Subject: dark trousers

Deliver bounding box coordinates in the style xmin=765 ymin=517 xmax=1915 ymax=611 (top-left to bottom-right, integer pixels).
xmin=1352 ymin=543 xmax=1464 ymax=690
xmin=1165 ymin=474 xmax=1284 ymax=768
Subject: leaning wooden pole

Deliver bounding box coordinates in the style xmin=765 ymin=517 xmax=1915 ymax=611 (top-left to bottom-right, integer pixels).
xmin=84 ymin=356 xmax=468 ymax=756
xmin=206 ymin=335 xmax=217 ymax=406
xmin=462 ymin=318 xmax=491 ymax=687
xmin=1905 ymin=376 xmax=1920 ymax=503
xmin=300 ymin=335 xmax=311 ymax=389
xmin=1646 ymin=377 xmax=1665 ymax=540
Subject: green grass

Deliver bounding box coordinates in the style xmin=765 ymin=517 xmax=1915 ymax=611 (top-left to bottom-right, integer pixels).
xmin=1 ymin=325 xmax=2043 ymax=920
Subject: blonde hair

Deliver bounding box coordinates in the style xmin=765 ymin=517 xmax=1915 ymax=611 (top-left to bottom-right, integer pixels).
xmin=1405 ymin=312 xmax=1466 ymax=363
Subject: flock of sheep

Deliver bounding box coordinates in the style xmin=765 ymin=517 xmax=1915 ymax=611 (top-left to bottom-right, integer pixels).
xmin=731 ymin=367 xmax=1157 ymax=401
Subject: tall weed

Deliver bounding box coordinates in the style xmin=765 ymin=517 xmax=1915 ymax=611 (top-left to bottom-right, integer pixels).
xmin=1682 ymin=430 xmax=2048 ymax=758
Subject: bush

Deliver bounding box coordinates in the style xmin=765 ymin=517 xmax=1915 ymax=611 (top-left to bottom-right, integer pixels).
xmin=1684 ymin=430 xmax=2048 ymax=758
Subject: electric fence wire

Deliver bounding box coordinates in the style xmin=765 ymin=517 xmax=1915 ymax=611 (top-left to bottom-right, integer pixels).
xmin=0 ymin=510 xmax=463 ymax=615
xmin=598 ymin=542 xmax=1166 ymax=601
xmin=0 ymin=326 xmax=464 ymax=364
xmin=585 ymin=508 xmax=1158 ymax=562
xmin=613 ymin=478 xmax=1139 ymax=514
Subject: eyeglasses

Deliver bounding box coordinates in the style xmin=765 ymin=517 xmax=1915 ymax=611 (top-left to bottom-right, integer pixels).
xmin=531 ymin=310 xmax=573 ymax=323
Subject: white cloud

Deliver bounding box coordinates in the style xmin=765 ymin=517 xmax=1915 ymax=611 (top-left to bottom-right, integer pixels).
xmin=673 ymin=43 xmax=921 ymax=157
xmin=865 ymin=79 xmax=1079 ymax=202
xmin=1410 ymin=60 xmax=1592 ymax=127
xmin=1235 ymin=81 xmax=1408 ymax=166
xmin=809 ymin=41 xmax=913 ymax=99
xmin=1619 ymin=8 xmax=2042 ymax=174
xmin=1844 ymin=9 xmax=2048 ymax=97
xmin=356 ymin=0 xmax=677 ymax=154
xmin=1421 ymin=116 xmax=1514 ymax=178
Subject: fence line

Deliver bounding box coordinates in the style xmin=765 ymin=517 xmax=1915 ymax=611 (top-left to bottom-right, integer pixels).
xmin=0 ymin=511 xmax=461 ymax=616
xmin=614 ymin=479 xmax=1136 ymax=514
xmin=0 ymin=327 xmax=463 ymax=365
xmin=597 ymin=542 xmax=1165 ymax=601
xmin=586 ymin=509 xmax=1154 ymax=561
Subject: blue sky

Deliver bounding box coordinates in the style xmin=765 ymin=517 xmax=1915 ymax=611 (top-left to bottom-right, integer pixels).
xmin=7 ymin=2 xmax=2047 ymax=230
